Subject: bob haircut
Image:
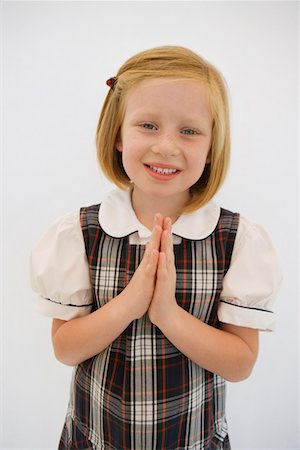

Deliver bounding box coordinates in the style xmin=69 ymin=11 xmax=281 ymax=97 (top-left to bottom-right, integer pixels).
xmin=96 ymin=45 xmax=230 ymax=213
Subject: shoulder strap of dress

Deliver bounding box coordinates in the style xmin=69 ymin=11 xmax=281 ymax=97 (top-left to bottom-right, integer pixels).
xmin=79 ymin=203 xmax=102 ymax=258
xmin=218 ymin=208 xmax=240 ymax=276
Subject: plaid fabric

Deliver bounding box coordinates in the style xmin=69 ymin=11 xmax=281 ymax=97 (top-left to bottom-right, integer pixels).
xmin=58 ymin=416 xmax=94 ymax=449
xmin=58 ymin=417 xmax=230 ymax=450
xmin=59 ymin=205 xmax=239 ymax=450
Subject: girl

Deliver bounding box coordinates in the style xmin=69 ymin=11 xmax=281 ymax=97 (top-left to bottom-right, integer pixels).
xmin=30 ymin=46 xmax=281 ymax=450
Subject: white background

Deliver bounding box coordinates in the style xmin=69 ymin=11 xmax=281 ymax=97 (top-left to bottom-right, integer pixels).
xmin=1 ymin=1 xmax=299 ymax=449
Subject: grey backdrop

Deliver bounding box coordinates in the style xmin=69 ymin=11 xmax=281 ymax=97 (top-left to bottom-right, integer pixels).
xmin=2 ymin=1 xmax=299 ymax=449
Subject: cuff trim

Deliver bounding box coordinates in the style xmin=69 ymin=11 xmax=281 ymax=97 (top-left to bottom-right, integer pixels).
xmin=218 ymin=299 xmax=275 ymax=331
xmin=35 ymin=296 xmax=93 ymax=320
xmin=220 ymin=299 xmax=273 ymax=314
xmin=45 ymin=297 xmax=93 ymax=308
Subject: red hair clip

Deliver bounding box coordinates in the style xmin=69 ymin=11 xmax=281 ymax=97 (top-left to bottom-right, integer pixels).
xmin=106 ymin=76 xmax=118 ymax=90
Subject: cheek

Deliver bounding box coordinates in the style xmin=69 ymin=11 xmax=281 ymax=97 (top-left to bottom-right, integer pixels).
xmin=120 ymin=148 xmax=139 ymax=172
xmin=189 ymin=151 xmax=209 ymax=168
xmin=122 ymin=136 xmax=145 ymax=158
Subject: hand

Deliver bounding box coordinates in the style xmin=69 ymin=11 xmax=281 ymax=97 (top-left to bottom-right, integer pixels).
xmin=120 ymin=219 xmax=162 ymax=320
xmin=147 ymin=216 xmax=179 ymax=327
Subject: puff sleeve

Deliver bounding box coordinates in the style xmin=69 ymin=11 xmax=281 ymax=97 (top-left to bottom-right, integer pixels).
xmin=218 ymin=217 xmax=282 ymax=331
xmin=29 ymin=210 xmax=93 ymax=320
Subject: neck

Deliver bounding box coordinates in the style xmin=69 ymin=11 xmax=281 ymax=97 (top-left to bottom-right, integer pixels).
xmin=131 ymin=187 xmax=190 ymax=230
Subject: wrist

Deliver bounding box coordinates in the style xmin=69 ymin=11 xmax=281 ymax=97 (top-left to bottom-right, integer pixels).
xmin=154 ymin=302 xmax=182 ymax=332
xmin=112 ymin=292 xmax=137 ymax=324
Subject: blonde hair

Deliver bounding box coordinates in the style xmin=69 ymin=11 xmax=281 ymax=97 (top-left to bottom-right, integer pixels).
xmin=96 ymin=45 xmax=230 ymax=213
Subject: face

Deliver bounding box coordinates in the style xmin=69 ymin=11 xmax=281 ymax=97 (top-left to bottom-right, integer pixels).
xmin=116 ymin=77 xmax=213 ymax=209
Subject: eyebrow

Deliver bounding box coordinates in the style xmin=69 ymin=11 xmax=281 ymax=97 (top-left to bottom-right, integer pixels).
xmin=131 ymin=110 xmax=209 ymax=122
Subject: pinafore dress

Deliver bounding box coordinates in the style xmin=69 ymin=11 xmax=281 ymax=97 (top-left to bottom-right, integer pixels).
xmin=58 ymin=203 xmax=239 ymax=450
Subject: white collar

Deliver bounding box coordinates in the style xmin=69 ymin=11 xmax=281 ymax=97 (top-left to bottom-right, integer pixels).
xmin=98 ymin=188 xmax=221 ymax=241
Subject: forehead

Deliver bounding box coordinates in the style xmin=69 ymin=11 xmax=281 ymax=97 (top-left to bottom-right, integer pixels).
xmin=123 ymin=77 xmax=212 ymax=120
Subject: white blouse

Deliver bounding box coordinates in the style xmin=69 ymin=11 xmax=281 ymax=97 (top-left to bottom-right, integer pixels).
xmin=29 ymin=189 xmax=282 ymax=331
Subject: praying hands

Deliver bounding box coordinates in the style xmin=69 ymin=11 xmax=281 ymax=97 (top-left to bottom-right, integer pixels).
xmin=121 ymin=214 xmax=179 ymax=327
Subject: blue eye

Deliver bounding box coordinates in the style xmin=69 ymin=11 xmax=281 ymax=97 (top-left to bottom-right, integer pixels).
xmin=141 ymin=123 xmax=156 ymax=130
xmin=182 ymin=128 xmax=199 ymax=135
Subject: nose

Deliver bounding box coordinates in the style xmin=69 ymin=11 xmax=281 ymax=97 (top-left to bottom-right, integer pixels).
xmin=151 ymin=133 xmax=180 ymax=157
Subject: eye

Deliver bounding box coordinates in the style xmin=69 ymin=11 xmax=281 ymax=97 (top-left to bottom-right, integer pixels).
xmin=181 ymin=128 xmax=200 ymax=136
xmin=139 ymin=122 xmax=157 ymax=130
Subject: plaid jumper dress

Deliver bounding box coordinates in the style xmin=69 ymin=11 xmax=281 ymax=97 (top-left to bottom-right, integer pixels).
xmin=58 ymin=203 xmax=239 ymax=450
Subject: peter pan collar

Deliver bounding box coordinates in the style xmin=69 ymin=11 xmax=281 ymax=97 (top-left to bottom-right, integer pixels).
xmin=98 ymin=188 xmax=221 ymax=241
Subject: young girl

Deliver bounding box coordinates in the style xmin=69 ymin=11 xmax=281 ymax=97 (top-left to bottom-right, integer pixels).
xmin=30 ymin=46 xmax=281 ymax=450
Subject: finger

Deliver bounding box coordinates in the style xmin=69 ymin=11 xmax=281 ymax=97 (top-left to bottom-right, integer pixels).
xmin=163 ymin=216 xmax=172 ymax=232
xmin=161 ymin=217 xmax=171 ymax=244
xmin=144 ymin=225 xmax=162 ymax=260
xmin=145 ymin=249 xmax=159 ymax=276
xmin=160 ymin=229 xmax=168 ymax=254
xmin=150 ymin=224 xmax=162 ymax=251
xmin=156 ymin=252 xmax=168 ymax=280
xmin=153 ymin=213 xmax=163 ymax=229
xmin=161 ymin=228 xmax=174 ymax=265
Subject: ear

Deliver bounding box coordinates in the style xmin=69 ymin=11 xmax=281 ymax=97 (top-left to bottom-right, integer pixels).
xmin=205 ymin=149 xmax=211 ymax=164
xmin=115 ymin=134 xmax=123 ymax=152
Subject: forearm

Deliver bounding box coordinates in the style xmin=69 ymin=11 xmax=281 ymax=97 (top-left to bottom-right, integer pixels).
xmin=52 ymin=224 xmax=163 ymax=367
xmin=53 ymin=292 xmax=134 ymax=366
xmin=156 ymin=305 xmax=258 ymax=382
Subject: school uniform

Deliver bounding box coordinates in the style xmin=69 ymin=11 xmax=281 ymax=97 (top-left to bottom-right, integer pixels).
xmin=30 ymin=188 xmax=281 ymax=450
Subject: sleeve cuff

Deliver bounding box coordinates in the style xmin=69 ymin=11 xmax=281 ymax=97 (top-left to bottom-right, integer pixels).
xmin=218 ymin=299 xmax=275 ymax=331
xmin=35 ymin=295 xmax=93 ymax=320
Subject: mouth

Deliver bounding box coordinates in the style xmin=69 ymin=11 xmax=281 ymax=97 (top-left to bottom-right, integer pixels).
xmin=147 ymin=164 xmax=178 ymax=174
xmin=143 ymin=163 xmax=181 ymax=180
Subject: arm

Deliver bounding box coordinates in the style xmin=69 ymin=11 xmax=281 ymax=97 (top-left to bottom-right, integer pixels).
xmin=156 ymin=309 xmax=258 ymax=382
xmin=52 ymin=294 xmax=136 ymax=367
xmin=52 ymin=224 xmax=162 ymax=366
xmin=148 ymin=217 xmax=258 ymax=382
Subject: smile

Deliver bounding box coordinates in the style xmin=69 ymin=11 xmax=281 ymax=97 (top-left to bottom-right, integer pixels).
xmin=143 ymin=163 xmax=181 ymax=181
xmin=148 ymin=165 xmax=178 ymax=174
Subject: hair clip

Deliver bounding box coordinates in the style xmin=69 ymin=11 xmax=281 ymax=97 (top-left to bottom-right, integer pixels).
xmin=106 ymin=76 xmax=118 ymax=90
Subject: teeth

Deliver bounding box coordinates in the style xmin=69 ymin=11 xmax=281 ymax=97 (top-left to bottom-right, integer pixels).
xmin=149 ymin=165 xmax=177 ymax=174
